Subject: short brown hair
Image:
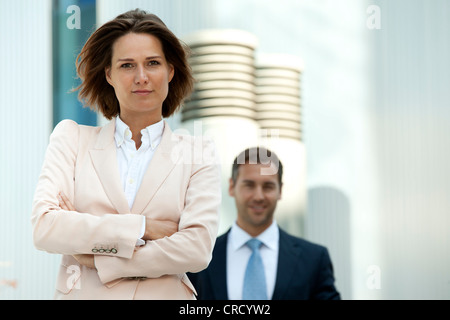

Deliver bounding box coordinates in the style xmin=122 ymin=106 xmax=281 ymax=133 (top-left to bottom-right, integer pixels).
xmin=231 ymin=147 xmax=283 ymax=186
xmin=75 ymin=9 xmax=194 ymax=120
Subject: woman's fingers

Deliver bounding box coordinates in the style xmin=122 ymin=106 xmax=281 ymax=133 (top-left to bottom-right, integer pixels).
xmin=143 ymin=219 xmax=178 ymax=240
xmin=58 ymin=192 xmax=76 ymax=211
xmin=57 ymin=193 xmax=68 ymax=210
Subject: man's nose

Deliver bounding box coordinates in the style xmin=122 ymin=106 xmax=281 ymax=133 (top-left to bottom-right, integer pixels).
xmin=253 ymin=186 xmax=265 ymax=200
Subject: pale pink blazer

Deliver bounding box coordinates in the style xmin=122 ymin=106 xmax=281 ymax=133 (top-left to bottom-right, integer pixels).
xmin=31 ymin=118 xmax=221 ymax=299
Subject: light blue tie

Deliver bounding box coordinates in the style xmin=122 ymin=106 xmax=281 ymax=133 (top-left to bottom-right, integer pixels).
xmin=242 ymin=238 xmax=268 ymax=300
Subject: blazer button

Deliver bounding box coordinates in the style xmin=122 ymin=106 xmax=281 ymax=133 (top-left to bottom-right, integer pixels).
xmin=111 ymin=248 xmax=117 ymax=254
xmin=92 ymin=248 xmax=98 ymax=253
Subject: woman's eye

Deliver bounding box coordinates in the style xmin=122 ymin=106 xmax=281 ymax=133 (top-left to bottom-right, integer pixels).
xmin=148 ymin=60 xmax=160 ymax=66
xmin=120 ymin=63 xmax=133 ymax=68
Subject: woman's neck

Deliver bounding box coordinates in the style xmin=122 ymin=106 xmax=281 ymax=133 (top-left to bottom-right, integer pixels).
xmin=119 ymin=112 xmax=162 ymax=150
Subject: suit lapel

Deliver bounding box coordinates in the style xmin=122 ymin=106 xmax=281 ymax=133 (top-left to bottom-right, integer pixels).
xmin=272 ymin=228 xmax=302 ymax=299
xmin=131 ymin=122 xmax=180 ymax=214
xmin=89 ymin=118 xmax=131 ymax=214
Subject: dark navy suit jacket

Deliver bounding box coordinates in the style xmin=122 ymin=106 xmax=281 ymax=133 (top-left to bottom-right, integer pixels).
xmin=188 ymin=226 xmax=341 ymax=300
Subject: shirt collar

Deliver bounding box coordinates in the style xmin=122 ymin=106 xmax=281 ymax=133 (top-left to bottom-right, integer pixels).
xmin=114 ymin=116 xmax=164 ymax=150
xmin=229 ymin=220 xmax=279 ymax=252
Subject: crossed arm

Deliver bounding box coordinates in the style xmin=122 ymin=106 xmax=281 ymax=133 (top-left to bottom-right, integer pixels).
xmin=57 ymin=192 xmax=178 ymax=270
xmin=33 ymin=121 xmax=220 ymax=281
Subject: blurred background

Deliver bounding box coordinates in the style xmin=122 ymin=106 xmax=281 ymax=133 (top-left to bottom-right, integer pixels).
xmin=1 ymin=0 xmax=449 ymax=300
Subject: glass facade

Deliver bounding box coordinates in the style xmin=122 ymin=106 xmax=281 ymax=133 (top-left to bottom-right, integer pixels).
xmin=52 ymin=0 xmax=97 ymax=127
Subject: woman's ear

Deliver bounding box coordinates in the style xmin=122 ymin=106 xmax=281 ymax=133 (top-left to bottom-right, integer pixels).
xmin=105 ymin=67 xmax=113 ymax=86
xmin=168 ymin=64 xmax=174 ymax=83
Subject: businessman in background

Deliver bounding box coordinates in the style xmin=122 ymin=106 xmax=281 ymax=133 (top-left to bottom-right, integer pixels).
xmin=188 ymin=147 xmax=340 ymax=300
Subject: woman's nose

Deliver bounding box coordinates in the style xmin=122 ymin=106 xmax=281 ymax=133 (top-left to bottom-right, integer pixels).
xmin=135 ymin=66 xmax=148 ymax=84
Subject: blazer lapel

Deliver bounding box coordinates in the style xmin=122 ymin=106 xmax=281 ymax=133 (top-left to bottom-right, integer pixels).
xmin=89 ymin=118 xmax=131 ymax=214
xmin=272 ymin=228 xmax=302 ymax=300
xmin=131 ymin=122 xmax=180 ymax=215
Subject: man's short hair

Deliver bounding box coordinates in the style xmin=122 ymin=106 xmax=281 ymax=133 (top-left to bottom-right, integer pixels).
xmin=231 ymin=147 xmax=283 ymax=185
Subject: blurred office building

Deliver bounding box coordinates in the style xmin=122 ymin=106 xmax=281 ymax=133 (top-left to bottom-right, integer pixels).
xmin=179 ymin=29 xmax=306 ymax=237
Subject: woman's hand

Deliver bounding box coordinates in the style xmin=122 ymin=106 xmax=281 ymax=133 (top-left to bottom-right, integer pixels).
xmin=143 ymin=218 xmax=178 ymax=241
xmin=57 ymin=192 xmax=75 ymax=211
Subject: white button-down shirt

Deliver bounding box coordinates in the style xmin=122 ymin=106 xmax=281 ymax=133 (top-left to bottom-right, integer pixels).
xmin=226 ymin=220 xmax=279 ymax=300
xmin=114 ymin=116 xmax=164 ymax=208
xmin=114 ymin=116 xmax=164 ymax=244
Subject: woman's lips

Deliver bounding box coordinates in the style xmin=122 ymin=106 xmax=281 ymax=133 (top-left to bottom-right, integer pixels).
xmin=133 ymin=90 xmax=153 ymax=96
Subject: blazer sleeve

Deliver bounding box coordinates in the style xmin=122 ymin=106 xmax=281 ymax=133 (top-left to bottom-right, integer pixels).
xmin=94 ymin=138 xmax=221 ymax=283
xmin=31 ymin=120 xmax=142 ymax=259
xmin=311 ymin=247 xmax=341 ymax=300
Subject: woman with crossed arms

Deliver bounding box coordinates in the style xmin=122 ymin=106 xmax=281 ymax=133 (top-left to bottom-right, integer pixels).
xmin=31 ymin=9 xmax=221 ymax=300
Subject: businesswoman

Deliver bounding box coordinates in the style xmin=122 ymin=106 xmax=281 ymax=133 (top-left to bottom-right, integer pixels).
xmin=31 ymin=9 xmax=221 ymax=299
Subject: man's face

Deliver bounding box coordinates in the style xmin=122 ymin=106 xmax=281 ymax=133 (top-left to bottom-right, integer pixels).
xmin=229 ymin=163 xmax=282 ymax=236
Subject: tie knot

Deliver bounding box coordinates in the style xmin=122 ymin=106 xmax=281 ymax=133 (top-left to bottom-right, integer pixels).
xmin=246 ymin=238 xmax=262 ymax=251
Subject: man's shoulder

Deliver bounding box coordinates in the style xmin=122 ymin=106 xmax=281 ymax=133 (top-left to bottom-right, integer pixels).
xmin=278 ymin=227 xmax=328 ymax=253
xmin=213 ymin=229 xmax=230 ymax=249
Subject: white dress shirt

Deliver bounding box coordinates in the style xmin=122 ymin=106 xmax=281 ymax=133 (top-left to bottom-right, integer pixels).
xmin=114 ymin=116 xmax=165 ymax=244
xmin=226 ymin=220 xmax=279 ymax=300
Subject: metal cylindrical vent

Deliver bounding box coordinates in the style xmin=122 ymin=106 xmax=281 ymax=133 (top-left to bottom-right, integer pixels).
xmin=182 ymin=29 xmax=259 ymax=122
xmin=255 ymin=54 xmax=304 ymax=141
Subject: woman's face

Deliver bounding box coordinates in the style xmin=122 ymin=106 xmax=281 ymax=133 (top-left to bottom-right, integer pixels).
xmin=105 ymin=32 xmax=174 ymax=121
